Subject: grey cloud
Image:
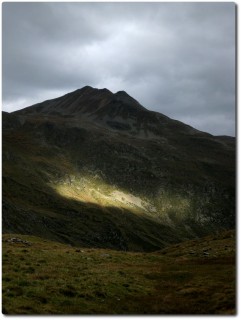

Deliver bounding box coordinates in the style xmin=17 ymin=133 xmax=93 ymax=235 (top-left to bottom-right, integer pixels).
xmin=2 ymin=2 xmax=235 ymax=136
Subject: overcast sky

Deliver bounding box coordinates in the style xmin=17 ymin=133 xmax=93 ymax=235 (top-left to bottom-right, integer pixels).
xmin=2 ymin=2 xmax=235 ymax=136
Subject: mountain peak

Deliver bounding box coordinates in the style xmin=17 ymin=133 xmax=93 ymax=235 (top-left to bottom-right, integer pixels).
xmin=115 ymin=90 xmax=136 ymax=99
xmin=75 ymin=86 xmax=112 ymax=95
xmin=81 ymin=85 xmax=93 ymax=90
xmin=113 ymin=90 xmax=146 ymax=110
xmin=14 ymin=86 xmax=146 ymax=117
xmin=115 ymin=90 xmax=128 ymax=96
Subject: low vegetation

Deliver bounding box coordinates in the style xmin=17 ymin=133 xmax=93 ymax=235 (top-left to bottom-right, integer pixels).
xmin=2 ymin=88 xmax=236 ymax=315
xmin=2 ymin=230 xmax=235 ymax=315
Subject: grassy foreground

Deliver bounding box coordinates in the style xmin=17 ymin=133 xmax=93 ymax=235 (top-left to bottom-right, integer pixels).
xmin=2 ymin=230 xmax=235 ymax=315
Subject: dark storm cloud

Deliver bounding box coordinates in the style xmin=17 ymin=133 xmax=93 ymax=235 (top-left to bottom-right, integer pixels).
xmin=2 ymin=2 xmax=235 ymax=136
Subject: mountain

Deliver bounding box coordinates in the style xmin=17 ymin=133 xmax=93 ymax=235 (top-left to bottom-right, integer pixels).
xmin=2 ymin=86 xmax=236 ymax=251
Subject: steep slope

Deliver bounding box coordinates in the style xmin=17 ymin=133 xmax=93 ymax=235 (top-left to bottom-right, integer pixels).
xmin=2 ymin=86 xmax=235 ymax=251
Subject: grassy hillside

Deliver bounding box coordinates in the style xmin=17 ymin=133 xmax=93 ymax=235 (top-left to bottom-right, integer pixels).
xmin=2 ymin=109 xmax=235 ymax=250
xmin=2 ymin=230 xmax=235 ymax=315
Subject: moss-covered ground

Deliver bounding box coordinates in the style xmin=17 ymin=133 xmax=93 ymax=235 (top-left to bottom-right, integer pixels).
xmin=2 ymin=230 xmax=235 ymax=315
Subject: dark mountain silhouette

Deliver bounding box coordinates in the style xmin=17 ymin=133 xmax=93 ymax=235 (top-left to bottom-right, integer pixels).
xmin=2 ymin=86 xmax=235 ymax=251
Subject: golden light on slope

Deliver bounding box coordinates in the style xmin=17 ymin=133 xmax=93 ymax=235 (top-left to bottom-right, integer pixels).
xmin=50 ymin=173 xmax=149 ymax=215
xmin=50 ymin=172 xmax=192 ymax=222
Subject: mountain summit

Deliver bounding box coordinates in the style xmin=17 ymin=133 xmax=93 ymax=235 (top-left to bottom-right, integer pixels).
xmin=14 ymin=86 xmax=202 ymax=138
xmin=3 ymin=86 xmax=235 ymax=251
xmin=15 ymin=86 xmax=145 ymax=117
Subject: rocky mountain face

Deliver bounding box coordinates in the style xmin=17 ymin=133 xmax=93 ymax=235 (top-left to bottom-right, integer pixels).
xmin=2 ymin=86 xmax=236 ymax=251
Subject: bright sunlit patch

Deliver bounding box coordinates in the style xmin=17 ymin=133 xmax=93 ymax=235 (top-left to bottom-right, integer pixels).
xmin=51 ymin=172 xmax=192 ymax=224
xmin=51 ymin=173 xmax=153 ymax=215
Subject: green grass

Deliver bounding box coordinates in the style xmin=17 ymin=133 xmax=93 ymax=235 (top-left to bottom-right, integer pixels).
xmin=2 ymin=231 xmax=235 ymax=315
